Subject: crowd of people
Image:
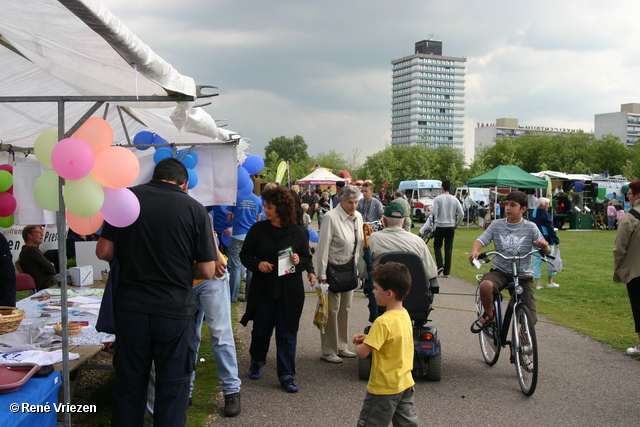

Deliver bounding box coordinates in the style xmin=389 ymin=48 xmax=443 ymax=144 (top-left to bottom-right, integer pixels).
xmin=6 ymin=165 xmax=640 ymax=426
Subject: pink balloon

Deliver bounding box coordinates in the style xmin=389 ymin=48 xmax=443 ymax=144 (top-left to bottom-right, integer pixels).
xmin=51 ymin=138 xmax=95 ymax=180
xmin=67 ymin=210 xmax=104 ymax=235
xmin=0 ymin=164 xmax=13 ymax=173
xmin=0 ymin=192 xmax=17 ymax=217
xmin=101 ymin=187 xmax=140 ymax=228
xmin=73 ymin=117 xmax=113 ymax=155
xmin=92 ymin=146 xmax=140 ymax=189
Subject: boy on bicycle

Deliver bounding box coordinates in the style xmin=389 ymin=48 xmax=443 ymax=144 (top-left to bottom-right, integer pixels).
xmin=469 ymin=190 xmax=551 ymax=332
xmin=353 ymin=262 xmax=418 ymax=427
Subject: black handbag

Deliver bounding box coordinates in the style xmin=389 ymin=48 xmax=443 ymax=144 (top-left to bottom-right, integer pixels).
xmin=96 ymin=234 xmax=120 ymax=334
xmin=326 ymin=219 xmax=358 ymax=293
xmin=327 ymin=257 xmax=358 ymax=293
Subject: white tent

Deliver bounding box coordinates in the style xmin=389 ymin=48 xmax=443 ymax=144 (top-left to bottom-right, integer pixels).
xmin=0 ymin=1 xmax=244 ymax=423
xmin=0 ymin=0 xmax=233 ymax=146
xmin=295 ymin=168 xmax=347 ymax=185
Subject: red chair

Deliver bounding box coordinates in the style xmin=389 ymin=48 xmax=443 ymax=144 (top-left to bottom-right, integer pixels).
xmin=15 ymin=261 xmax=25 ymax=274
xmin=16 ymin=273 xmax=36 ymax=294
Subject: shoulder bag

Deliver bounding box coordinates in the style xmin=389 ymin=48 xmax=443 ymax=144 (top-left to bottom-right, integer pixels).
xmin=326 ymin=219 xmax=358 ymax=293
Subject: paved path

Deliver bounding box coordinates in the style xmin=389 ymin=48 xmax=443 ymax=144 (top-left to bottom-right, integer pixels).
xmin=215 ymin=273 xmax=640 ymax=426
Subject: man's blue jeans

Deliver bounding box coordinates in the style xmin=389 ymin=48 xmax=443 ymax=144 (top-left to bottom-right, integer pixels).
xmin=227 ymin=236 xmax=251 ymax=302
xmin=190 ymin=273 xmax=241 ymax=396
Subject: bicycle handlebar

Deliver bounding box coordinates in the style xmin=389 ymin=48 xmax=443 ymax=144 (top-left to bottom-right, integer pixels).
xmin=478 ymin=248 xmax=554 ymax=263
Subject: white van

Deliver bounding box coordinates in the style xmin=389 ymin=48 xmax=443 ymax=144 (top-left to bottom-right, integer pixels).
xmin=398 ymin=180 xmax=442 ymax=222
xmin=454 ymin=187 xmax=491 ymax=205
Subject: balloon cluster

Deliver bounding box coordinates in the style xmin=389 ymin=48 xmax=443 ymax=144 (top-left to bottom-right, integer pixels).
xmin=238 ymin=155 xmax=265 ymax=196
xmin=0 ymin=164 xmax=15 ymax=227
xmin=33 ymin=118 xmax=141 ymax=235
xmin=134 ymin=131 xmax=200 ymax=190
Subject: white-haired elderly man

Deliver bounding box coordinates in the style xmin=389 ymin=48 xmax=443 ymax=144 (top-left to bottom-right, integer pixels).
xmin=317 ymin=185 xmax=366 ymax=364
xmin=366 ymin=200 xmax=439 ymax=321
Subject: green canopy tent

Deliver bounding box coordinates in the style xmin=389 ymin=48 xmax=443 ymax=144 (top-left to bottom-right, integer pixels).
xmin=467 ymin=165 xmax=548 ymax=189
xmin=466 ymin=165 xmax=548 ymax=224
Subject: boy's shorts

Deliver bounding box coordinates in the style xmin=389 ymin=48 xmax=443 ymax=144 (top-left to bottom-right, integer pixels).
xmin=357 ymin=386 xmax=417 ymax=427
xmin=482 ymin=269 xmax=537 ymax=323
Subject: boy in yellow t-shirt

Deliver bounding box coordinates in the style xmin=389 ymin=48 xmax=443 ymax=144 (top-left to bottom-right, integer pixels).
xmin=352 ymin=262 xmax=417 ymax=427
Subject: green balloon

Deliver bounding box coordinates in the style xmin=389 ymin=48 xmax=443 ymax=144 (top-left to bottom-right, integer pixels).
xmin=34 ymin=170 xmax=60 ymax=211
xmin=34 ymin=130 xmax=59 ymax=169
xmin=0 ymin=171 xmax=12 ymax=193
xmin=64 ymin=174 xmax=104 ymax=217
xmin=0 ymin=214 xmax=14 ymax=228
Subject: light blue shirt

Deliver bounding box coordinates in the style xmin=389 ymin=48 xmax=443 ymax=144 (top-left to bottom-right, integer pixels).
xmin=476 ymin=218 xmax=542 ymax=276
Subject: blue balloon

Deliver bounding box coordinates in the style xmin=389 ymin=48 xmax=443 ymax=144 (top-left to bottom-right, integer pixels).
xmin=187 ymin=168 xmax=198 ymax=189
xmin=153 ymin=147 xmax=174 ymax=164
xmin=237 ymin=166 xmax=251 ymax=189
xmin=242 ymin=155 xmax=265 ymax=175
xmin=152 ymin=134 xmax=168 ymax=146
xmin=133 ymin=131 xmax=154 ymax=150
xmin=179 ymin=150 xmax=198 ymax=169
xmin=238 ymin=180 xmax=254 ymax=196
xmin=308 ymin=226 xmax=319 ymax=243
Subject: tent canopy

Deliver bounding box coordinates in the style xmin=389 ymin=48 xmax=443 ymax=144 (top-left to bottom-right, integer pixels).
xmin=0 ymin=0 xmax=243 ymax=148
xmin=467 ymin=165 xmax=548 ymax=189
xmin=295 ymin=168 xmax=347 ymax=185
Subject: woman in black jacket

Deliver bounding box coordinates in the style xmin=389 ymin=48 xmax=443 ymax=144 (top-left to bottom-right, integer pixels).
xmin=240 ymin=187 xmax=312 ymax=393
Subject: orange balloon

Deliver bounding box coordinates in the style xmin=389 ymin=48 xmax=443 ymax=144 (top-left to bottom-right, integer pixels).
xmin=67 ymin=209 xmax=103 ymax=235
xmin=73 ymin=117 xmax=113 ymax=155
xmin=92 ymin=146 xmax=140 ymax=189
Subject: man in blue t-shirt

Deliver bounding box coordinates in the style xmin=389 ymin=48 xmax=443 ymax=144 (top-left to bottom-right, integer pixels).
xmin=226 ymin=192 xmax=263 ymax=302
xmin=208 ymin=205 xmax=232 ymax=254
xmin=568 ymin=179 xmax=586 ymax=213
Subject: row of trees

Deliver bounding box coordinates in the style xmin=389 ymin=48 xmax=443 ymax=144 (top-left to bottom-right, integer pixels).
xmin=260 ymin=132 xmax=640 ymax=191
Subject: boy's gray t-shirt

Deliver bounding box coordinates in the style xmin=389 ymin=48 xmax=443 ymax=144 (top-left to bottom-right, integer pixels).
xmin=476 ymin=218 xmax=542 ymax=276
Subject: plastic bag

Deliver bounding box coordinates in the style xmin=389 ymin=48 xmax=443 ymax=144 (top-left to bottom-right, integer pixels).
xmin=549 ymin=246 xmax=563 ymax=273
xmin=313 ymin=284 xmax=329 ymax=333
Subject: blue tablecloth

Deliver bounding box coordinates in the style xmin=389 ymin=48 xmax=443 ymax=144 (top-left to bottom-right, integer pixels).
xmin=16 ymin=289 xmax=115 ymax=346
xmin=0 ymin=371 xmax=61 ymax=427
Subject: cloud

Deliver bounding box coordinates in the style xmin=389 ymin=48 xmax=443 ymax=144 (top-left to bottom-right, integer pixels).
xmin=99 ymin=0 xmax=640 ymax=164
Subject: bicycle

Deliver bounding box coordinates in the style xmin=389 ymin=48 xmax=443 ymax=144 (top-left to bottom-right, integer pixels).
xmin=473 ymin=249 xmax=552 ymax=396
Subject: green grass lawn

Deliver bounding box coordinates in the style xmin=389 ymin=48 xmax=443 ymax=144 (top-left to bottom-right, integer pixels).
xmin=418 ymin=226 xmax=637 ymax=352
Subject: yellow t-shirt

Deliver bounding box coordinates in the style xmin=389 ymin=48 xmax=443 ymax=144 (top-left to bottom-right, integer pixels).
xmin=363 ymin=308 xmax=415 ymax=395
xmin=193 ymin=254 xmax=227 ymax=286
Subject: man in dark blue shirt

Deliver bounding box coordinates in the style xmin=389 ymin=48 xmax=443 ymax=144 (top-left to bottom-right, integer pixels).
xmin=568 ymin=179 xmax=587 ymax=213
xmin=97 ymin=158 xmax=216 ymax=427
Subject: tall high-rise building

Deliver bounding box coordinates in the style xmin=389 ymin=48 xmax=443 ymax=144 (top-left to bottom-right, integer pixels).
xmin=595 ymin=103 xmax=640 ymax=146
xmin=391 ymin=40 xmax=466 ymax=148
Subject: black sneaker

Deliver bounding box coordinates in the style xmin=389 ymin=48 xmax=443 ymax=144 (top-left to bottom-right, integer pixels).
xmin=224 ymin=392 xmax=241 ymax=417
xmin=248 ymin=362 xmax=262 ymax=379
xmin=281 ymin=378 xmax=299 ymax=393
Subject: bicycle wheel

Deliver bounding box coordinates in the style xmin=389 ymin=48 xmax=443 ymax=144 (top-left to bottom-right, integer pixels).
xmin=477 ymin=296 xmax=500 ymax=365
xmin=513 ymin=304 xmax=538 ymax=396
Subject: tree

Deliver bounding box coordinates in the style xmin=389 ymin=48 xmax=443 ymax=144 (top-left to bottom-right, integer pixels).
xmin=472 ymin=132 xmax=630 ymax=176
xmin=264 ymin=135 xmax=309 ymax=163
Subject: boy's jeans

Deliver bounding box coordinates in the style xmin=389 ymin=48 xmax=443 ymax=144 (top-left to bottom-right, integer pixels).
xmin=190 ymin=273 xmax=241 ymax=396
xmin=227 ymin=236 xmax=251 ymax=302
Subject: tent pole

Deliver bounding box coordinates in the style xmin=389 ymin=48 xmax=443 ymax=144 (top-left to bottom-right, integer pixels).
xmin=57 ymin=100 xmax=72 ymax=427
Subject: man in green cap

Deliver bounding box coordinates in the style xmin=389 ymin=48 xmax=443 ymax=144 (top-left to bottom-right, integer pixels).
xmin=366 ymin=200 xmax=438 ymax=321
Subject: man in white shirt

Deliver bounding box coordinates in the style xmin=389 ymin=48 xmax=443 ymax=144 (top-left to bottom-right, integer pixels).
xmin=430 ymin=180 xmax=463 ymax=277
xmin=357 ymin=182 xmax=384 ymax=223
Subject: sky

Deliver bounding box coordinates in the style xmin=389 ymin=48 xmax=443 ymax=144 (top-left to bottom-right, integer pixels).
xmin=99 ymin=0 xmax=640 ymax=164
